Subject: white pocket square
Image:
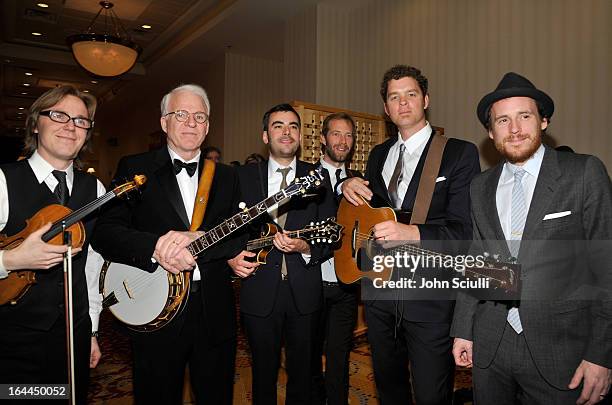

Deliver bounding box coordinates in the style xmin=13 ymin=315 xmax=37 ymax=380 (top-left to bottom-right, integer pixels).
xmin=543 ymin=211 xmax=571 ymax=220
xmin=435 ymin=176 xmax=446 ymax=183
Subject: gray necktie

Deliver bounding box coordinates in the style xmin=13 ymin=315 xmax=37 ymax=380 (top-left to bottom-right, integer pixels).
xmin=52 ymin=170 xmax=69 ymax=206
xmin=507 ymin=168 xmax=527 ymax=334
xmin=276 ymin=167 xmax=291 ymax=279
xmin=388 ymin=144 xmax=405 ymax=209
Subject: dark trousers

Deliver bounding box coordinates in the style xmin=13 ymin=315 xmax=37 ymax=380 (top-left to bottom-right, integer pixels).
xmin=472 ymin=324 xmax=580 ymax=405
xmin=312 ymin=283 xmax=358 ymax=405
xmin=365 ymin=301 xmax=454 ymax=405
xmin=131 ymin=287 xmax=236 ymax=405
xmin=0 ymin=315 xmax=91 ymax=404
xmin=242 ymin=281 xmax=319 ymax=405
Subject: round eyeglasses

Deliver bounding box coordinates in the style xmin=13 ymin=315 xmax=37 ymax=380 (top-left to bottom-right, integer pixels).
xmin=39 ymin=110 xmax=94 ymax=130
xmin=165 ymin=110 xmax=209 ymax=124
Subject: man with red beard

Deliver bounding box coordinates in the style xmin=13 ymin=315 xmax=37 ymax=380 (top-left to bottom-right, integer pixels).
xmin=452 ymin=72 xmax=612 ymax=404
xmin=228 ymin=104 xmax=333 ymax=404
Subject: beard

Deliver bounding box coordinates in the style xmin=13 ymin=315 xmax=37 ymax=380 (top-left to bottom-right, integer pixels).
xmin=494 ymin=133 xmax=542 ymax=165
xmin=324 ymin=145 xmax=351 ymax=164
xmin=270 ymin=138 xmax=298 ymax=159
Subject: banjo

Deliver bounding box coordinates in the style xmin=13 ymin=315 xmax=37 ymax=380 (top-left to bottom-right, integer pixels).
xmin=100 ymin=169 xmax=325 ymax=332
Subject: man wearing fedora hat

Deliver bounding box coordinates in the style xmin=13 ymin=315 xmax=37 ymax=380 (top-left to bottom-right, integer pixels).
xmin=451 ymin=72 xmax=612 ymax=404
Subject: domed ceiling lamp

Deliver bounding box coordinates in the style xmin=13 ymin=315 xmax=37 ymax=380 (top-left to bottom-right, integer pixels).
xmin=66 ymin=1 xmax=142 ymax=77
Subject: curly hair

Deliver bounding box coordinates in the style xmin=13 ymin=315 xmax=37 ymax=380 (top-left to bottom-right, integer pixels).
xmin=380 ymin=65 xmax=428 ymax=102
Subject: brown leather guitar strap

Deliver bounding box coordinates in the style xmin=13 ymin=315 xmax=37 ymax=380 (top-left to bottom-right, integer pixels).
xmin=409 ymin=132 xmax=448 ymax=225
xmin=190 ymin=159 xmax=216 ymax=232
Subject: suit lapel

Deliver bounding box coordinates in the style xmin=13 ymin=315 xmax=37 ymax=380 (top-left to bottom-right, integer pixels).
xmin=154 ymin=148 xmax=190 ymax=229
xmin=483 ymin=164 xmax=507 ymax=242
xmin=373 ymin=138 xmax=395 ymax=206
xmin=522 ymin=147 xmax=561 ymax=242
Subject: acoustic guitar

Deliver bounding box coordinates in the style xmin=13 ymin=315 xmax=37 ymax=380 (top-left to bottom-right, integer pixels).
xmin=334 ymin=197 xmax=520 ymax=294
xmin=0 ymin=175 xmax=147 ymax=305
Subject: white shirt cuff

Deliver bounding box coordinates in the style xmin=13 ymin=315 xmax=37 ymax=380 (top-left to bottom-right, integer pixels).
xmin=0 ymin=251 xmax=8 ymax=279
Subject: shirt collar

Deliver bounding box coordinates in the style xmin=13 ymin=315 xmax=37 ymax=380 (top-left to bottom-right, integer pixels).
xmin=167 ymin=146 xmax=201 ymax=164
xmin=396 ymin=122 xmax=432 ymax=154
xmin=319 ymin=157 xmax=346 ymax=177
xmin=502 ymin=143 xmax=545 ymax=181
xmin=268 ymin=156 xmax=297 ymax=177
xmin=28 ymin=150 xmax=74 ymax=185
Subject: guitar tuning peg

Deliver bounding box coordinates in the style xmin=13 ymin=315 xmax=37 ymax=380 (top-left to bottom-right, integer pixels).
xmin=239 ymin=202 xmax=247 ymax=211
xmin=493 ymin=254 xmax=500 ymax=261
xmin=483 ymin=252 xmax=490 ymax=258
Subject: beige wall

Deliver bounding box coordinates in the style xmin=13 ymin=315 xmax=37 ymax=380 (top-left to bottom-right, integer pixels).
xmin=340 ymin=0 xmax=612 ymax=168
xmin=223 ymin=52 xmax=283 ymax=163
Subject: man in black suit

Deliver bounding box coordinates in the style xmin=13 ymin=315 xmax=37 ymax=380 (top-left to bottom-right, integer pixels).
xmin=92 ymin=84 xmax=241 ymax=404
xmin=228 ymin=103 xmax=332 ymax=405
xmin=342 ymin=65 xmax=481 ymax=404
xmin=312 ymin=112 xmax=360 ymax=405
xmin=0 ymin=85 xmax=104 ymax=403
xmin=451 ymin=72 xmax=612 ymax=404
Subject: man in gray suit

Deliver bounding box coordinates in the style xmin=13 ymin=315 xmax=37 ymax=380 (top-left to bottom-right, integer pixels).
xmin=451 ymin=72 xmax=612 ymax=404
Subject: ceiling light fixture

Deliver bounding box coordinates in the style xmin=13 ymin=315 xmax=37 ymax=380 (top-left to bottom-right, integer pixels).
xmin=91 ymin=80 xmax=98 ymax=84
xmin=31 ymin=32 xmax=43 ymax=36
xmin=23 ymin=83 xmax=30 ymax=87
xmin=18 ymin=107 xmax=25 ymax=110
xmin=21 ymin=92 xmax=28 ymax=95
xmin=37 ymin=3 xmax=49 ymax=8
xmin=66 ymin=1 xmax=142 ymax=77
xmin=141 ymin=24 xmax=152 ymax=29
xmin=25 ymin=72 xmax=33 ymax=76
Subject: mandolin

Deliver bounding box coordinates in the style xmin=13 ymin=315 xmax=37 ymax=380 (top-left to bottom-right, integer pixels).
xmin=246 ymin=217 xmax=343 ymax=264
xmin=0 ymin=175 xmax=147 ymax=305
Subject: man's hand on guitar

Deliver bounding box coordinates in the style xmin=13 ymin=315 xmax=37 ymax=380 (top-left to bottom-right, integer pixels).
xmin=153 ymin=230 xmax=199 ymax=274
xmin=373 ymin=221 xmax=420 ymax=248
xmin=228 ymin=250 xmax=259 ymax=278
xmin=341 ymin=178 xmax=372 ymax=206
xmin=274 ymin=231 xmax=310 ymax=255
xmin=3 ymin=222 xmax=82 ymax=271
xmin=452 ymin=338 xmax=473 ymax=368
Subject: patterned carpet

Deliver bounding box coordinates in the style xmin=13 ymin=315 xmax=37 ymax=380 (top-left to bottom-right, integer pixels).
xmin=88 ymin=300 xmax=473 ymax=404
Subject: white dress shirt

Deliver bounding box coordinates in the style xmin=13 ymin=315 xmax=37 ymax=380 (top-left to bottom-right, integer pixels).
xmin=267 ymin=156 xmax=310 ymax=263
xmin=0 ymin=150 xmax=106 ymax=332
xmin=382 ymin=123 xmax=432 ymax=207
xmin=319 ymin=158 xmax=346 ymax=282
xmin=496 ymin=144 xmax=545 ymax=240
xmin=167 ymin=147 xmax=202 ymax=281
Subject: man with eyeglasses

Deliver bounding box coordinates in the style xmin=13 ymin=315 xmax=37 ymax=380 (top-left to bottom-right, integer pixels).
xmin=0 ymin=85 xmax=105 ymax=403
xmin=92 ymin=84 xmax=242 ymax=404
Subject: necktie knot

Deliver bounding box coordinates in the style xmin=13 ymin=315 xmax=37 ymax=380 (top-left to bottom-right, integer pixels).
xmin=277 ymin=167 xmax=292 ymax=189
xmin=52 ymin=170 xmax=68 ymax=206
xmin=513 ymin=168 xmax=526 ymax=182
xmin=335 ymin=168 xmax=343 ymax=184
xmin=173 ymin=159 xmax=197 ymax=177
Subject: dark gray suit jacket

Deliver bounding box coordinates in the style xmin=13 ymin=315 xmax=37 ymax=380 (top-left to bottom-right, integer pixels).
xmin=451 ymin=145 xmax=612 ymax=389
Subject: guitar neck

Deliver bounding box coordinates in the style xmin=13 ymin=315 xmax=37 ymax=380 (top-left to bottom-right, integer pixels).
xmin=246 ymin=229 xmax=303 ymax=251
xmin=42 ymin=190 xmax=117 ymax=242
xmin=187 ymin=190 xmax=291 ymax=256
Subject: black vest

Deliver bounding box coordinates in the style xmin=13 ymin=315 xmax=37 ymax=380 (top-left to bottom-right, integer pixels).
xmin=0 ymin=160 xmax=97 ymax=331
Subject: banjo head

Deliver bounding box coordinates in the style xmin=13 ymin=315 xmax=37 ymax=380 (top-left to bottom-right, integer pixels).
xmin=103 ymin=262 xmax=170 ymax=326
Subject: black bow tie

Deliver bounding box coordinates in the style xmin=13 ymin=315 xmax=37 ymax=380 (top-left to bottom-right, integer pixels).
xmin=173 ymin=159 xmax=197 ymax=177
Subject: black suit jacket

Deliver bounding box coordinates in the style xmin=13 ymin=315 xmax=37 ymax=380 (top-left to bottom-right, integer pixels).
xmin=237 ymin=160 xmax=333 ymax=317
xmin=362 ymin=132 xmax=481 ymax=322
xmin=91 ymin=147 xmax=242 ymax=343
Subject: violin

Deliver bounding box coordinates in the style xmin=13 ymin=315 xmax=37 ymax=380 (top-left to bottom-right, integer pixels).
xmin=0 ymin=175 xmax=146 ymax=305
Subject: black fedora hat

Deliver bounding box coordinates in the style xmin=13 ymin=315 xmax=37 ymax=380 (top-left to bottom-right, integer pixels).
xmin=477 ymin=72 xmax=554 ymax=128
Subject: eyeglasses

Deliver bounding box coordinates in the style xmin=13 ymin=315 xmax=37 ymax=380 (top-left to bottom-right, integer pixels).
xmin=164 ymin=110 xmax=209 ymax=124
xmin=39 ymin=110 xmax=94 ymax=130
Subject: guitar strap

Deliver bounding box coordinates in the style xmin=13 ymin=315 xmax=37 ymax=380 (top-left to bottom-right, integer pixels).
xmin=190 ymin=159 xmax=216 ymax=232
xmin=409 ymin=132 xmax=448 ymax=225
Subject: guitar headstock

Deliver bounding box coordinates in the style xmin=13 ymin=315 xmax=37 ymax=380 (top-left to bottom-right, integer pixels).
xmin=285 ymin=168 xmax=324 ymax=197
xmin=466 ymin=253 xmax=521 ymax=294
xmin=303 ymin=217 xmax=344 ymax=245
xmin=113 ymin=175 xmax=147 ymax=198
